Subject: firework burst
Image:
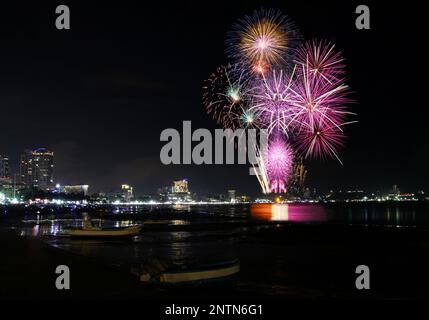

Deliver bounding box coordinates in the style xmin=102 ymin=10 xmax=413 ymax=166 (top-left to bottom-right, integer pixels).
xmin=226 ymin=9 xmax=300 ymax=68
xmin=287 ymin=62 xmax=354 ymax=162
xmin=249 ymin=69 xmax=297 ymax=135
xmin=293 ymin=120 xmax=347 ymax=164
xmin=294 ymin=39 xmax=346 ymax=84
xmin=264 ymin=138 xmax=294 ymax=193
xmin=202 ymin=64 xmax=251 ymax=129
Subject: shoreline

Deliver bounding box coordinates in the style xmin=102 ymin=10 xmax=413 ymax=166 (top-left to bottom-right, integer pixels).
xmin=0 ymin=229 xmax=145 ymax=300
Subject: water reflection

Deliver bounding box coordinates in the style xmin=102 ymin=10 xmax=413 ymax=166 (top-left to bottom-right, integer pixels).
xmin=251 ymin=204 xmax=327 ymax=222
xmin=22 ymin=222 xmax=64 ymax=237
xmin=5 ymin=202 xmax=428 ymax=281
xmin=172 ymin=204 xmax=191 ymax=212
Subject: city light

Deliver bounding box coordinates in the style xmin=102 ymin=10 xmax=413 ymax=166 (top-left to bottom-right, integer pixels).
xmin=0 ymin=192 xmax=5 ymax=204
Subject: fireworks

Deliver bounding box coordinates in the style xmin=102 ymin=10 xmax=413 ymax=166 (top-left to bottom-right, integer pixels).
xmin=249 ymin=68 xmax=297 ymax=135
xmin=289 ymin=61 xmax=354 ymax=161
xmin=264 ymin=138 xmax=294 ymax=193
xmin=227 ymin=9 xmax=299 ymax=68
xmin=293 ymin=121 xmax=347 ymax=164
xmin=252 ymin=60 xmax=269 ymax=75
xmin=294 ymin=39 xmax=346 ymax=84
xmin=202 ymin=64 xmax=250 ymax=129
xmin=204 ymin=9 xmax=356 ymax=194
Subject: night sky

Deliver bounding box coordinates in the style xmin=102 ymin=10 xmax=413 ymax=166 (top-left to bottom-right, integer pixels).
xmin=0 ymin=1 xmax=426 ymax=196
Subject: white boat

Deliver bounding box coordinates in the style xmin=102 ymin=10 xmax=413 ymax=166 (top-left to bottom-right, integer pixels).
xmin=63 ymin=225 xmax=142 ymax=238
xmin=132 ymin=259 xmax=240 ymax=284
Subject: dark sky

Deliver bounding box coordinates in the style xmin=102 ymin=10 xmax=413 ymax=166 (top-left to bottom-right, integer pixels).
xmin=0 ymin=1 xmax=426 ymax=196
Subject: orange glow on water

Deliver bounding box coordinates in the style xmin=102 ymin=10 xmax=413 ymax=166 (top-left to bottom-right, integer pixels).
xmin=251 ymin=203 xmax=327 ymax=222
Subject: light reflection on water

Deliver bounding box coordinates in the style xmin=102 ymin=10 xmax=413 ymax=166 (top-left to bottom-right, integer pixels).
xmin=9 ymin=202 xmax=427 ymax=272
xmin=251 ymin=204 xmax=327 ymax=222
xmin=16 ymin=202 xmax=425 ymax=239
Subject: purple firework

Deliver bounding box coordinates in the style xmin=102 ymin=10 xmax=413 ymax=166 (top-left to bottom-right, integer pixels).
xmin=293 ymin=119 xmax=347 ymax=164
xmin=264 ymin=138 xmax=294 ymax=193
xmin=288 ymin=60 xmax=354 ymax=162
xmin=249 ymin=69 xmax=296 ymax=135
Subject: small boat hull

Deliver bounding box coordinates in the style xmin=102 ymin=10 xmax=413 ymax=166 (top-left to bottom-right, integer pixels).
xmin=158 ymin=263 xmax=240 ymax=284
xmin=135 ymin=260 xmax=240 ymax=285
xmin=63 ymin=225 xmax=142 ymax=238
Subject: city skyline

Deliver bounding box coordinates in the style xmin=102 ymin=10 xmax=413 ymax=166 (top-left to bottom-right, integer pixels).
xmin=0 ymin=148 xmax=425 ymax=198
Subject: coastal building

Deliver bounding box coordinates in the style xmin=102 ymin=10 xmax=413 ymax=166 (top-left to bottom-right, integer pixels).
xmin=236 ymin=195 xmax=250 ymax=203
xmin=158 ymin=185 xmax=172 ymax=202
xmin=20 ymin=148 xmax=54 ymax=191
xmin=173 ymin=179 xmax=189 ymax=193
xmin=121 ymin=184 xmax=134 ymax=202
xmin=0 ymin=155 xmax=10 ymax=179
xmin=167 ymin=179 xmax=192 ymax=202
xmin=228 ymin=189 xmax=236 ymax=203
xmin=393 ymin=185 xmax=400 ymax=195
xmin=64 ymin=185 xmax=89 ymax=196
xmin=0 ymin=155 xmax=13 ymax=198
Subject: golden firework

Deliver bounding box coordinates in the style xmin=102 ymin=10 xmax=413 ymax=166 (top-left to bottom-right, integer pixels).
xmin=239 ymin=17 xmax=289 ymax=65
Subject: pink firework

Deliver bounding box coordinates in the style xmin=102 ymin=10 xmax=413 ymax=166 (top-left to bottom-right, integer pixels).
xmin=249 ymin=69 xmax=296 ymax=134
xmin=288 ymin=61 xmax=354 ymax=162
xmin=293 ymin=120 xmax=346 ymax=164
xmin=294 ymin=39 xmax=346 ymax=84
xmin=264 ymin=138 xmax=294 ymax=193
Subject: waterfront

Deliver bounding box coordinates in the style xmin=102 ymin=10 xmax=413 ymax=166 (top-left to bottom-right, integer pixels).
xmin=1 ymin=202 xmax=429 ymax=300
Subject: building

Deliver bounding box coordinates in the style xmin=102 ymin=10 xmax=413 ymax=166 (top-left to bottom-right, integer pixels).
xmin=392 ymin=185 xmax=400 ymax=195
xmin=0 ymin=155 xmax=12 ymax=190
xmin=236 ymin=195 xmax=250 ymax=203
xmin=64 ymin=185 xmax=89 ymax=196
xmin=158 ymin=186 xmax=172 ymax=195
xmin=165 ymin=179 xmax=192 ymax=202
xmin=227 ymin=189 xmax=236 ymax=203
xmin=20 ymin=148 xmax=54 ymax=191
xmin=121 ymin=184 xmax=134 ymax=202
xmin=0 ymin=155 xmax=13 ymax=199
xmin=0 ymin=155 xmax=10 ymax=179
xmin=173 ymin=179 xmax=189 ymax=193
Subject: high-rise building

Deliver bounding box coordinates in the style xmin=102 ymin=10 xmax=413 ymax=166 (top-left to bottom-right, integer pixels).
xmin=393 ymin=185 xmax=400 ymax=195
xmin=0 ymin=155 xmax=12 ymax=190
xmin=64 ymin=185 xmax=89 ymax=196
xmin=173 ymin=179 xmax=189 ymax=193
xmin=20 ymin=148 xmax=54 ymax=191
xmin=227 ymin=189 xmax=236 ymax=203
xmin=20 ymin=150 xmax=32 ymax=186
xmin=121 ymin=184 xmax=134 ymax=202
xmin=0 ymin=155 xmax=10 ymax=179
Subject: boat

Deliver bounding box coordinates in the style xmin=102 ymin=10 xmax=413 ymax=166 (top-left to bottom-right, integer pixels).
xmin=62 ymin=225 xmax=142 ymax=238
xmin=131 ymin=259 xmax=240 ymax=285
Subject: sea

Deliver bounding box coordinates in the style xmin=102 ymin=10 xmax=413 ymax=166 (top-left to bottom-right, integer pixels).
xmin=1 ymin=201 xmax=428 ymax=299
